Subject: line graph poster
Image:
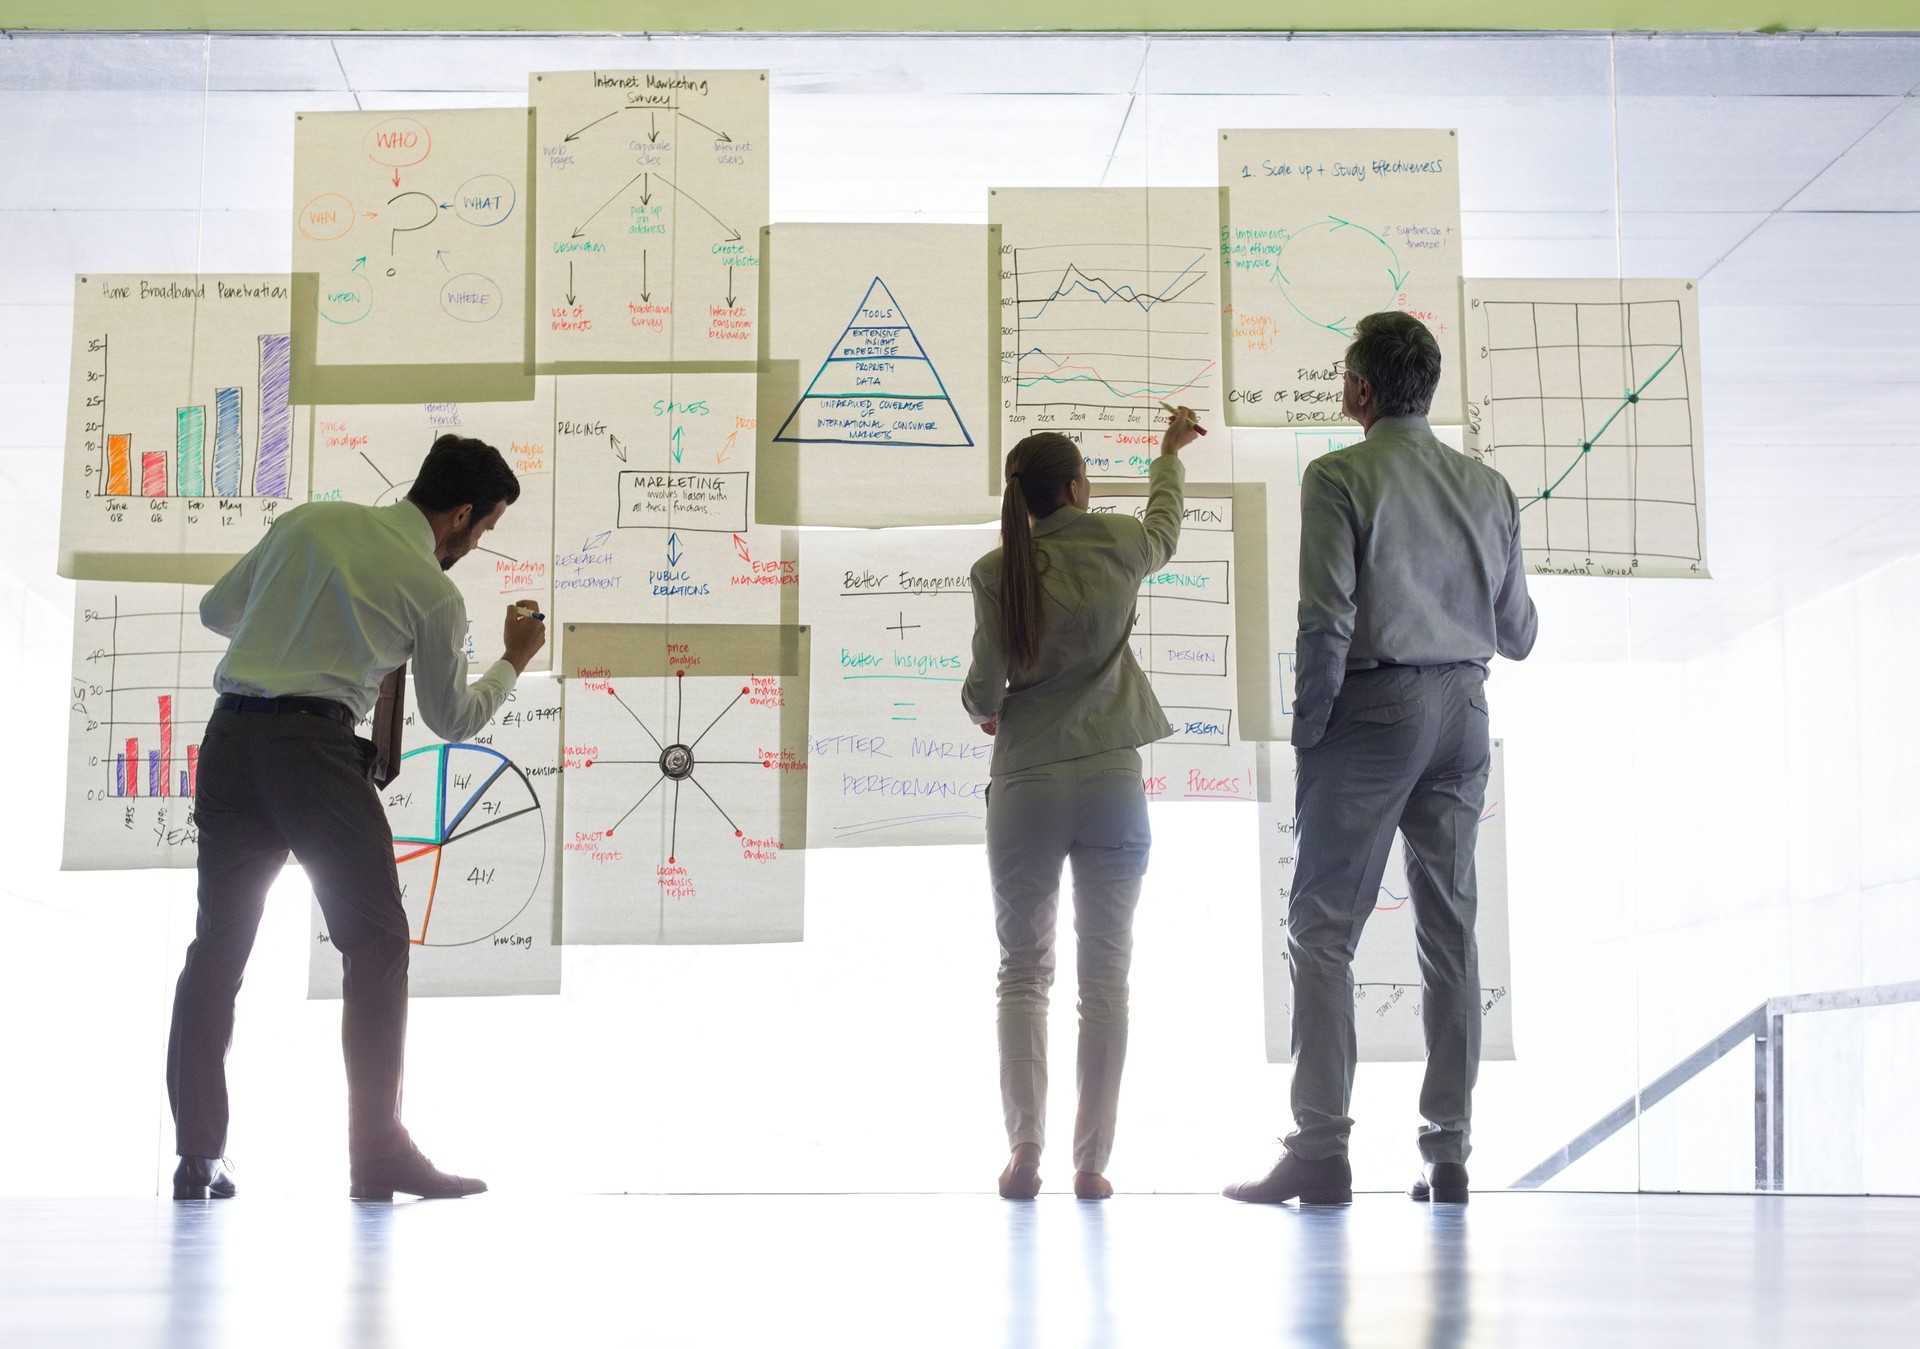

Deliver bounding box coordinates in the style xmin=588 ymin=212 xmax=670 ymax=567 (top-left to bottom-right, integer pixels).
xmin=991 ymin=188 xmax=1233 ymax=483
xmin=59 ymin=274 xmax=310 ymax=582
xmin=1258 ymin=741 xmax=1514 ymax=1064
xmin=1219 ymin=130 xmax=1464 ymax=426
xmin=560 ymin=624 xmax=807 ymax=945
xmin=62 ymin=582 xmax=223 ymax=870
xmin=532 ymin=70 xmax=767 ymax=367
xmin=758 ymin=223 xmax=998 ymax=526
xmin=292 ymin=109 xmax=531 ymax=398
xmin=1464 ymin=279 xmax=1709 ymax=578
xmin=1092 ymin=486 xmax=1255 ymax=804
xmin=308 ymin=677 xmax=562 ymax=999
xmin=550 ymin=373 xmax=791 ymax=643
xmin=307 ymin=386 xmax=556 ymax=672
xmin=798 ymin=528 xmax=996 ymax=848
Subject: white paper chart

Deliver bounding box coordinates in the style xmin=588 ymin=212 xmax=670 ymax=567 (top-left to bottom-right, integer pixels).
xmin=293 ymin=108 xmax=530 ymax=373
xmin=59 ymin=274 xmax=309 ymax=580
xmin=62 ymin=582 xmax=223 ymax=870
xmin=761 ymin=223 xmax=997 ymax=526
xmin=1463 ymin=278 xmax=1709 ymax=579
xmin=1219 ymin=129 xmax=1465 ymax=427
xmin=308 ymin=677 xmax=563 ymax=999
xmin=532 ymin=69 xmax=767 ymax=365
xmin=1095 ymin=488 xmax=1255 ymax=804
xmin=307 ymin=387 xmax=556 ymax=672
xmin=550 ymin=373 xmax=788 ymax=639
xmin=799 ymin=528 xmax=996 ymax=847
xmin=991 ymin=188 xmax=1233 ymax=483
xmin=560 ymin=627 xmax=805 ymax=945
xmin=1259 ymin=742 xmax=1514 ymax=1063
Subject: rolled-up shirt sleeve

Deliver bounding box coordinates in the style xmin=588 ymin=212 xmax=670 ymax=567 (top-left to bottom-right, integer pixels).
xmin=961 ymin=559 xmax=1009 ymax=725
xmin=411 ymin=594 xmax=517 ymax=743
xmin=1494 ymin=490 xmax=1539 ymax=660
xmin=1292 ymin=458 xmax=1358 ymax=749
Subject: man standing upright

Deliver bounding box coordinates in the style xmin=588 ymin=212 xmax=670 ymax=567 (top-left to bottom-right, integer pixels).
xmin=167 ymin=434 xmax=546 ymax=1202
xmin=1225 ymin=312 xmax=1537 ymax=1207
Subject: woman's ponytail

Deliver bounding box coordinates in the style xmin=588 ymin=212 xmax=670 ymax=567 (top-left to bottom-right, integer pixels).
xmin=999 ymin=433 xmax=1083 ymax=671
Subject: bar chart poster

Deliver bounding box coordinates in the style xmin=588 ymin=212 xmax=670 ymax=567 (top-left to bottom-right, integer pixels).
xmin=58 ymin=274 xmax=311 ymax=582
xmin=62 ymin=581 xmax=225 ymax=871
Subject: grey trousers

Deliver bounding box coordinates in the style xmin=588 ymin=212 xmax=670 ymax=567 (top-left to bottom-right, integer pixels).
xmin=1287 ymin=663 xmax=1491 ymax=1165
xmin=987 ymin=746 xmax=1151 ymax=1174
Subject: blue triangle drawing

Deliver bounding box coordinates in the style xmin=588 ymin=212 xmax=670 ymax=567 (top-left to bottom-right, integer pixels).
xmin=773 ymin=277 xmax=974 ymax=449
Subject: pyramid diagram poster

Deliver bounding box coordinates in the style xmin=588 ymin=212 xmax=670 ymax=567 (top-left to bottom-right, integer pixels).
xmin=758 ymin=224 xmax=997 ymax=527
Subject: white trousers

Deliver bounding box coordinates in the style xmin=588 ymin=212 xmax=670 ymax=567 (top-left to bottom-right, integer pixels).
xmin=987 ymin=745 xmax=1151 ymax=1174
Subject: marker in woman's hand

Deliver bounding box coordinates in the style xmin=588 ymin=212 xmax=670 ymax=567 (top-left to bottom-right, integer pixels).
xmin=1158 ymin=401 xmax=1208 ymax=434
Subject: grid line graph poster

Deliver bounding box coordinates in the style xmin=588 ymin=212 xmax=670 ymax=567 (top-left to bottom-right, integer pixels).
xmin=1463 ymin=278 xmax=1708 ymax=579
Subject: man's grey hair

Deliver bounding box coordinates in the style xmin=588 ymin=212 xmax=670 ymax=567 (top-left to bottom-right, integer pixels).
xmin=1344 ymin=312 xmax=1443 ymax=417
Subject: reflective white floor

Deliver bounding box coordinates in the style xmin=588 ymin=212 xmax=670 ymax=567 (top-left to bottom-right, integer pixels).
xmin=1 ymin=1192 xmax=1916 ymax=1347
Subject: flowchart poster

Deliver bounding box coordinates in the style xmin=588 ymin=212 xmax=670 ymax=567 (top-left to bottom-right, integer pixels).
xmin=758 ymin=223 xmax=998 ymax=527
xmin=991 ymin=188 xmax=1233 ymax=485
xmin=1259 ymin=741 xmax=1514 ymax=1063
xmin=799 ymin=528 xmax=996 ymax=847
xmin=292 ymin=108 xmax=532 ymax=402
xmin=1463 ymin=278 xmax=1709 ymax=579
xmin=61 ymin=582 xmax=222 ymax=871
xmin=549 ymin=373 xmax=790 ymax=641
xmin=559 ymin=624 xmax=808 ymax=945
xmin=532 ymin=70 xmax=767 ymax=368
xmin=1219 ymin=130 xmax=1464 ymax=426
xmin=308 ymin=677 xmax=563 ymax=999
xmin=59 ymin=274 xmax=310 ymax=581
xmin=307 ymin=385 xmax=556 ymax=672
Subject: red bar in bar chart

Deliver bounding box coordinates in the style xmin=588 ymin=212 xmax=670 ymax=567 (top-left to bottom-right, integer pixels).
xmin=158 ymin=695 xmax=173 ymax=798
xmin=187 ymin=745 xmax=199 ymax=798
xmin=125 ymin=738 xmax=139 ymax=797
xmin=140 ymin=451 xmax=167 ymax=497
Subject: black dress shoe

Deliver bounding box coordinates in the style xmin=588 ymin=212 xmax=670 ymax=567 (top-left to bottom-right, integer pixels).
xmin=173 ymin=1156 xmax=237 ymax=1201
xmin=1410 ymin=1161 xmax=1469 ymax=1204
xmin=1223 ymin=1151 xmax=1353 ymax=1205
xmin=349 ymin=1143 xmax=487 ymax=1201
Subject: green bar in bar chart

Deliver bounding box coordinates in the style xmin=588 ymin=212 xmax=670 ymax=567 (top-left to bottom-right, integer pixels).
xmin=176 ymin=405 xmax=206 ymax=497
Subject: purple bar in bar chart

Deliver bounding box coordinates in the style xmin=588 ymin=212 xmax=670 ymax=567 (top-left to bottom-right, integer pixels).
xmin=147 ymin=750 xmax=161 ymax=797
xmin=252 ymin=333 xmax=292 ymax=498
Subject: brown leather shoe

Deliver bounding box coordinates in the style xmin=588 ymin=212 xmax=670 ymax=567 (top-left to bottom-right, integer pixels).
xmin=350 ymin=1143 xmax=487 ymax=1201
xmin=1073 ymin=1171 xmax=1113 ymax=1200
xmin=998 ymin=1143 xmax=1042 ymax=1200
xmin=1222 ymin=1151 xmax=1353 ymax=1205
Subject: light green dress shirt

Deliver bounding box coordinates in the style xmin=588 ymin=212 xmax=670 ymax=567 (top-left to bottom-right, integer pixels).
xmin=963 ymin=455 xmax=1186 ymax=776
xmin=202 ymin=499 xmax=518 ymax=744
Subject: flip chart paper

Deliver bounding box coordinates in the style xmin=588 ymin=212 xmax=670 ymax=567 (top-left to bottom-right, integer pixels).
xmin=1219 ymin=130 xmax=1465 ymax=427
xmin=991 ymin=188 xmax=1234 ymax=484
xmin=1259 ymin=741 xmax=1514 ymax=1063
xmin=308 ymin=676 xmax=564 ymax=999
xmin=799 ymin=528 xmax=997 ymax=847
xmin=59 ymin=274 xmax=310 ymax=582
xmin=532 ymin=69 xmax=767 ymax=368
xmin=758 ymin=223 xmax=999 ymax=527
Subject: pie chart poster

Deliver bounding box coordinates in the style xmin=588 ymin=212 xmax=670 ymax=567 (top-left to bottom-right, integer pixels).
xmin=308 ymin=675 xmax=562 ymax=999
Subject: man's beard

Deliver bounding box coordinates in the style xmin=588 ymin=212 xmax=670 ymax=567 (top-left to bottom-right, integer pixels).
xmin=440 ymin=518 xmax=482 ymax=571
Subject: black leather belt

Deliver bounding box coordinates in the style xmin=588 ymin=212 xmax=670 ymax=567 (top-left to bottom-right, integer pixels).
xmin=214 ymin=693 xmax=357 ymax=731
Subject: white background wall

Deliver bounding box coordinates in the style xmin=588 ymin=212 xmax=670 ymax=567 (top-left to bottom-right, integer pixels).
xmin=0 ymin=29 xmax=1916 ymax=1196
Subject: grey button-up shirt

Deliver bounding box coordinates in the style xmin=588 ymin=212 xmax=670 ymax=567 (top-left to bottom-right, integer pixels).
xmin=1294 ymin=414 xmax=1538 ymax=749
xmin=964 ymin=454 xmax=1186 ymax=776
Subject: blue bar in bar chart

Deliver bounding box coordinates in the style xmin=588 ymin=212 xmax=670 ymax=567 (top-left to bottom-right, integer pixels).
xmin=253 ymin=334 xmax=292 ymax=498
xmin=213 ymin=387 xmax=243 ymax=497
xmin=147 ymin=750 xmax=161 ymax=797
xmin=116 ymin=754 xmax=127 ymax=796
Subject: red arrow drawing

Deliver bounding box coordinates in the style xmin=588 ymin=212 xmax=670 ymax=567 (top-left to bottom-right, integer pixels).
xmin=732 ymin=534 xmax=751 ymax=564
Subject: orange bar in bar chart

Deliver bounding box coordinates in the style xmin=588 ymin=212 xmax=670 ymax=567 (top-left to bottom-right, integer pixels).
xmin=107 ymin=433 xmax=131 ymax=496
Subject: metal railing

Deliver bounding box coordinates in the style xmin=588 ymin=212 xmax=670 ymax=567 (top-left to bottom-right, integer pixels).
xmin=1512 ymin=978 xmax=1920 ymax=1191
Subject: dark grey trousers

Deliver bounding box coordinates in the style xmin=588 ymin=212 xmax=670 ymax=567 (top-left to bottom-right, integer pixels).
xmin=166 ymin=708 xmax=412 ymax=1162
xmin=1287 ymin=662 xmax=1491 ymax=1165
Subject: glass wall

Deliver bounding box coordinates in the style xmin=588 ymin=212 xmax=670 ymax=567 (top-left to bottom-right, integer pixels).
xmin=0 ymin=29 xmax=1914 ymax=1196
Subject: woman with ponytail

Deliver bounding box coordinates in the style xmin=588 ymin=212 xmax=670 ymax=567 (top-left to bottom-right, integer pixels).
xmin=962 ymin=406 xmax=1205 ymax=1200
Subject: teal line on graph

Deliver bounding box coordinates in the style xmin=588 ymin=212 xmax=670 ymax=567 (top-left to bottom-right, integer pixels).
xmin=1520 ymin=345 xmax=1682 ymax=515
xmin=841 ymin=674 xmax=964 ymax=682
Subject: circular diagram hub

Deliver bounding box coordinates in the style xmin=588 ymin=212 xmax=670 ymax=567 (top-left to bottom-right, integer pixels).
xmin=659 ymin=743 xmax=696 ymax=780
